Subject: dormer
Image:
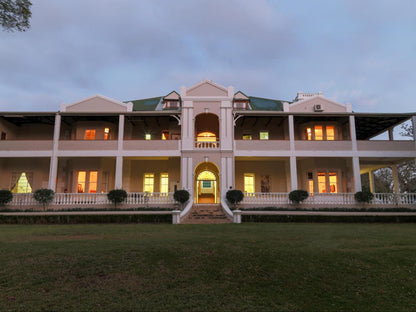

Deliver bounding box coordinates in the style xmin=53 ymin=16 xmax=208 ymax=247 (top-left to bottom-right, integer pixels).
xmin=162 ymin=91 xmax=181 ymax=110
xmin=233 ymin=91 xmax=251 ymax=110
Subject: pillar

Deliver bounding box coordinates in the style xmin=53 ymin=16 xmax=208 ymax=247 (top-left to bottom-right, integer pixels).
xmin=115 ymin=156 xmax=123 ymax=189
xmin=392 ymin=165 xmax=400 ymax=193
xmin=352 ymin=157 xmax=362 ymax=192
xmin=48 ymin=113 xmax=61 ymax=191
xmin=290 ymin=156 xmax=298 ymax=191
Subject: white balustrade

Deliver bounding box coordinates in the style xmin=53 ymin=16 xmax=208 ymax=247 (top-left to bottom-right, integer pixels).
xmin=194 ymin=140 xmax=220 ymax=149
xmin=242 ymin=192 xmax=289 ymax=205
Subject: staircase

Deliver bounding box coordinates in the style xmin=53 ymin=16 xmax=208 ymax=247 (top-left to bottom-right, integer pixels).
xmin=181 ymin=204 xmax=232 ymax=224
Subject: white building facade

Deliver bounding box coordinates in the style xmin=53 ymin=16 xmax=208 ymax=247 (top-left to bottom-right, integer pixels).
xmin=1 ymin=80 xmax=416 ymax=209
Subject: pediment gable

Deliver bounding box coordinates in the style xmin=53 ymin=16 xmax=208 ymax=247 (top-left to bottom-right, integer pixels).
xmin=186 ymin=80 xmax=228 ymax=96
xmin=289 ymin=96 xmax=349 ymax=113
xmin=234 ymin=91 xmax=249 ymax=100
xmin=164 ymin=91 xmax=180 ymax=100
xmin=61 ymin=95 xmax=132 ymax=112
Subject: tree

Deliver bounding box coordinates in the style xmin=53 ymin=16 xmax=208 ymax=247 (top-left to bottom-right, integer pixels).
xmin=0 ymin=189 xmax=13 ymax=206
xmin=289 ymin=190 xmax=309 ymax=204
xmin=0 ymin=0 xmax=32 ymax=32
xmin=107 ymin=189 xmax=127 ymax=209
xmin=226 ymin=189 xmax=244 ymax=209
xmin=173 ymin=190 xmax=189 ymax=210
xmin=33 ymin=188 xmax=55 ymax=210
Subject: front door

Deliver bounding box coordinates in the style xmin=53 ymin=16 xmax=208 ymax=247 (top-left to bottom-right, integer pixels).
xmin=196 ymin=170 xmax=217 ymax=203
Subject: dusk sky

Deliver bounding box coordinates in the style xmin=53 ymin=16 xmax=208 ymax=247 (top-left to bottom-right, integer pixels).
xmin=0 ymin=0 xmax=415 ymax=113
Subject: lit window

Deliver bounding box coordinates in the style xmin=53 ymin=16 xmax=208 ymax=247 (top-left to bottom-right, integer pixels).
xmin=244 ymin=173 xmax=255 ymax=193
xmin=162 ymin=131 xmax=169 ymax=140
xmin=144 ymin=173 xmax=154 ymax=193
xmin=314 ymin=126 xmax=323 ymax=140
xmin=318 ymin=172 xmax=326 ymax=193
xmin=160 ymin=173 xmax=169 ymax=193
xmin=77 ymin=171 xmax=86 ymax=193
xmin=145 ymin=133 xmax=151 ymax=140
xmin=197 ymin=132 xmax=216 ymax=142
xmin=307 ymin=172 xmax=314 ymax=194
xmin=260 ymin=131 xmax=269 ymax=140
xmin=202 ymin=181 xmax=212 ymax=188
xmin=89 ymin=171 xmax=98 ymax=193
xmin=329 ymin=172 xmax=338 ymax=193
xmin=85 ymin=130 xmax=96 ymax=140
xmin=306 ymin=128 xmax=312 ymax=141
xmin=11 ymin=172 xmax=32 ymax=193
xmin=77 ymin=171 xmax=98 ymax=193
xmin=104 ymin=128 xmax=110 ymax=140
xmin=243 ymin=134 xmax=252 ymax=140
xmin=326 ymin=126 xmax=335 ymax=141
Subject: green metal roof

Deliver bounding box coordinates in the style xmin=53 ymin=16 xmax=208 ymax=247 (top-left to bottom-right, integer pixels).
xmin=248 ymin=96 xmax=287 ymax=111
xmin=126 ymin=97 xmax=162 ymax=111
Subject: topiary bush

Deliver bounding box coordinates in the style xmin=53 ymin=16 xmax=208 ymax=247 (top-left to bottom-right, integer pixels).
xmin=355 ymin=191 xmax=374 ymax=203
xmin=173 ymin=190 xmax=190 ymax=210
xmin=33 ymin=189 xmax=55 ymax=210
xmin=289 ymin=190 xmax=309 ymax=204
xmin=107 ymin=189 xmax=128 ymax=208
xmin=226 ymin=189 xmax=244 ymax=209
xmin=0 ymin=190 xmax=13 ymax=206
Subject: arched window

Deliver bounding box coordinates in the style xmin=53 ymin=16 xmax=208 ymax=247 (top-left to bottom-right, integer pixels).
xmin=197 ymin=132 xmax=217 ymax=142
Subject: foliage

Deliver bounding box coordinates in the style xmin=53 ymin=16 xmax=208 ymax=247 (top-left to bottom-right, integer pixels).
xmin=354 ymin=191 xmax=374 ymax=203
xmin=107 ymin=189 xmax=127 ymax=208
xmin=288 ymin=190 xmax=309 ymax=203
xmin=33 ymin=189 xmax=55 ymax=210
xmin=226 ymin=189 xmax=244 ymax=209
xmin=173 ymin=190 xmax=189 ymax=209
xmin=0 ymin=0 xmax=32 ymax=32
xmin=0 ymin=189 xmax=13 ymax=206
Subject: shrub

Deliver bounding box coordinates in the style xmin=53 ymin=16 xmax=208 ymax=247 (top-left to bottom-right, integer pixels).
xmin=107 ymin=189 xmax=128 ymax=208
xmin=173 ymin=190 xmax=190 ymax=209
xmin=0 ymin=190 xmax=13 ymax=206
xmin=226 ymin=189 xmax=244 ymax=209
xmin=33 ymin=189 xmax=55 ymax=210
xmin=289 ymin=190 xmax=309 ymax=204
xmin=355 ymin=191 xmax=374 ymax=203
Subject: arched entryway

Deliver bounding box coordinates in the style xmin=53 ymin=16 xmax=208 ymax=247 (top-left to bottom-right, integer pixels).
xmin=194 ymin=162 xmax=220 ymax=203
xmin=195 ymin=114 xmax=219 ymax=148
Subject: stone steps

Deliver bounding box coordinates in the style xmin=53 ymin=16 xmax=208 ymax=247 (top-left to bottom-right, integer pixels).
xmin=181 ymin=204 xmax=232 ymax=224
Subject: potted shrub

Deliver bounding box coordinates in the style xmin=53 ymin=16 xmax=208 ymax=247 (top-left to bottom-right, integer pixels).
xmin=0 ymin=190 xmax=13 ymax=206
xmin=173 ymin=190 xmax=190 ymax=210
xmin=289 ymin=190 xmax=309 ymax=204
xmin=226 ymin=189 xmax=244 ymax=210
xmin=107 ymin=189 xmax=128 ymax=208
xmin=33 ymin=188 xmax=55 ymax=211
xmin=354 ymin=191 xmax=374 ymax=204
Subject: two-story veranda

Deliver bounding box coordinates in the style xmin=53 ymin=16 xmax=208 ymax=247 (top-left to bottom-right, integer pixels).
xmin=0 ymin=80 xmax=415 ymax=209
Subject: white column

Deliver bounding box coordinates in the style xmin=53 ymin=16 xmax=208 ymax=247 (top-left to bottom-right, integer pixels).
xmin=181 ymin=101 xmax=194 ymax=150
xmin=118 ymin=114 xmax=125 ymax=151
xmin=369 ymin=171 xmax=375 ymax=193
xmin=115 ymin=156 xmax=123 ymax=189
xmin=290 ymin=156 xmax=297 ymax=191
xmin=48 ymin=113 xmax=61 ymax=191
xmin=288 ymin=115 xmax=295 ymax=151
xmin=349 ymin=115 xmax=357 ymax=151
xmin=412 ymin=116 xmax=416 ymax=149
xmin=352 ymin=157 xmax=362 ymax=192
xmin=388 ymin=127 xmax=394 ymax=141
xmin=392 ymin=165 xmax=400 ymax=193
xmin=114 ymin=114 xmax=125 ymax=190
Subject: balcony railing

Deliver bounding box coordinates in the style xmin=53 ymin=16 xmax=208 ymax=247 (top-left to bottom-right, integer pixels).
xmin=194 ymin=140 xmax=220 ymax=149
xmin=8 ymin=192 xmax=175 ymax=207
xmin=241 ymin=192 xmax=416 ymax=206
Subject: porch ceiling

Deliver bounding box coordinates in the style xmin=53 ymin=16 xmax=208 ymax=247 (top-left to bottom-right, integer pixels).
xmin=355 ymin=115 xmax=410 ymax=140
xmin=0 ymin=115 xmax=55 ymax=126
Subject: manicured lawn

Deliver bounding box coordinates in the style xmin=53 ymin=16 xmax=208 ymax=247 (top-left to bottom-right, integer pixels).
xmin=1 ymin=224 xmax=416 ymax=311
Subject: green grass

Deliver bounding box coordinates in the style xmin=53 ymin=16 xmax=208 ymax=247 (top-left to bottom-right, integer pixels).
xmin=1 ymin=224 xmax=416 ymax=311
